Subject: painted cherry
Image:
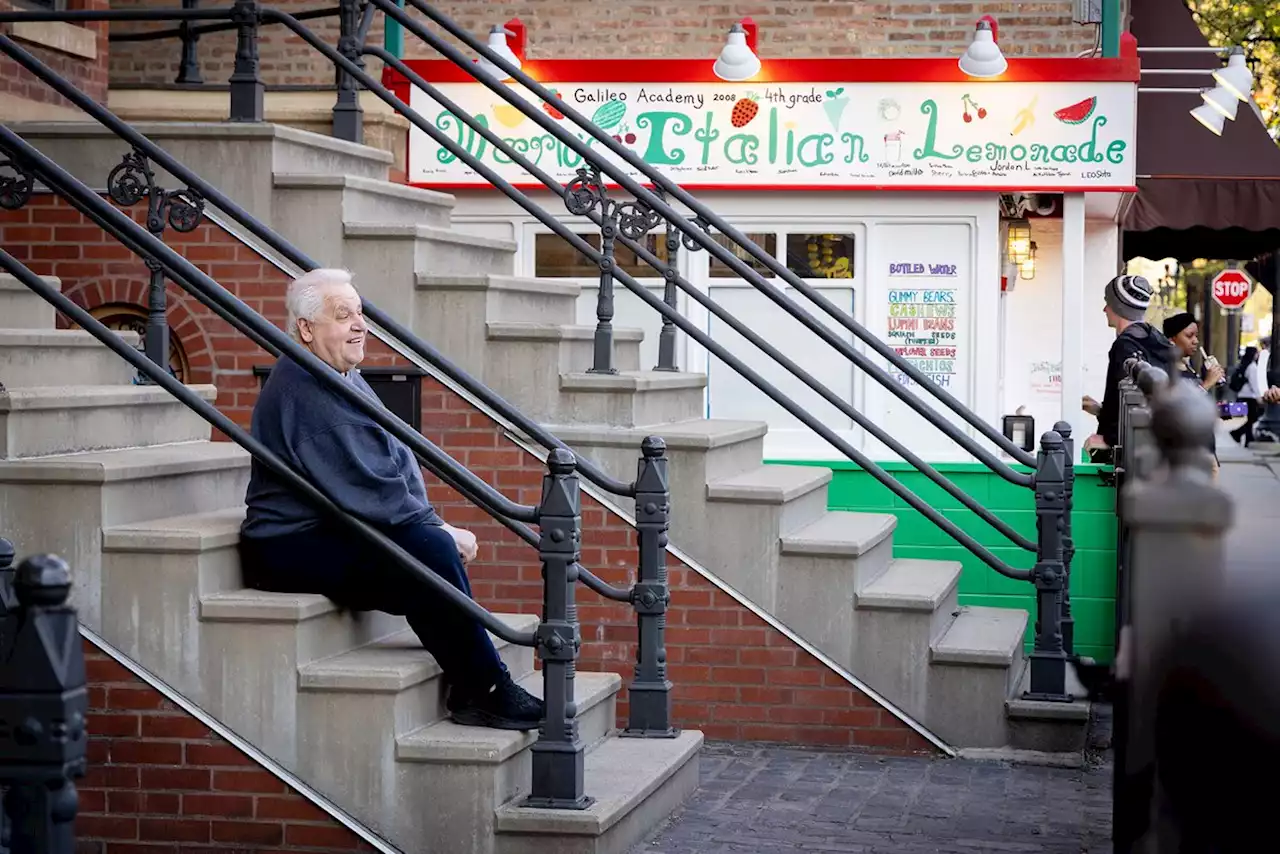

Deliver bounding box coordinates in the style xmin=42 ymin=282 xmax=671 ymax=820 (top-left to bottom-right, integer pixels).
xmin=625 ymin=132 xmax=637 ymax=144
xmin=978 ymin=107 xmax=988 ymax=119
xmin=963 ymin=112 xmax=973 ymax=123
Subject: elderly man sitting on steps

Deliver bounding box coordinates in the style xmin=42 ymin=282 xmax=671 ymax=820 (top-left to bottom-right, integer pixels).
xmin=237 ymin=268 xmax=543 ymax=731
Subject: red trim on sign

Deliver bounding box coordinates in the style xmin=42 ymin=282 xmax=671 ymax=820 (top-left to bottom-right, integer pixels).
xmin=407 ymin=181 xmax=1138 ymax=194
xmin=381 ymin=55 xmax=1139 ymax=89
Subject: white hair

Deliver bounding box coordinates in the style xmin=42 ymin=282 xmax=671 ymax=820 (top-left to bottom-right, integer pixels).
xmin=286 ymin=268 xmax=355 ymax=341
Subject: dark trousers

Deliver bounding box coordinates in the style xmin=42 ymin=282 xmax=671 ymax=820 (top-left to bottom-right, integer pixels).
xmin=238 ymin=522 xmax=503 ymax=695
xmin=1230 ymin=398 xmax=1262 ymax=445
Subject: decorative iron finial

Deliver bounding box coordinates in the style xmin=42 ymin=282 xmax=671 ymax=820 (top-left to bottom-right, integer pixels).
xmin=546 ymin=447 xmax=577 ymax=475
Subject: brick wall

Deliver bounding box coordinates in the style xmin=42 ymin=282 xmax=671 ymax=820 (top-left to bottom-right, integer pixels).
xmin=80 ymin=637 xmax=379 ymax=852
xmin=0 ymin=194 xmax=934 ymax=753
xmin=1 ymin=0 xmax=109 ymax=110
xmin=108 ymin=0 xmax=1104 ymax=89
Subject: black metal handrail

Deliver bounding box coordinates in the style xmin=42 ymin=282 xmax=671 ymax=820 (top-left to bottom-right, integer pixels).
xmin=399 ymin=0 xmax=1040 ymax=473
xmin=108 ymin=4 xmax=339 ymax=42
xmin=0 ymin=129 xmax=657 ymax=807
xmin=0 ymin=247 xmax=536 ymax=647
xmin=256 ymin=10 xmax=1033 ymax=576
xmin=0 ymin=37 xmax=636 ymax=604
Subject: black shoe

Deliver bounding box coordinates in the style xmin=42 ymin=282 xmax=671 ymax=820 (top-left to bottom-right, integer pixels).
xmin=447 ymin=671 xmax=545 ymax=731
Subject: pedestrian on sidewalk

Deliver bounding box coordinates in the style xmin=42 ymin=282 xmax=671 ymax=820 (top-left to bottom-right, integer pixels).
xmin=1228 ymin=345 xmax=1263 ymax=447
xmin=1163 ymin=312 xmax=1222 ymax=479
xmin=1080 ymin=275 xmax=1176 ymax=463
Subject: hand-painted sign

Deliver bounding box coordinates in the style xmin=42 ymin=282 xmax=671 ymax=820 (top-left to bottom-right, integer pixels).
xmin=407 ymin=81 xmax=1136 ymax=190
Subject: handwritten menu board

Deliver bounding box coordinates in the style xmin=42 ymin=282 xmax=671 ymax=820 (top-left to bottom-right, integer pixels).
xmin=886 ymin=284 xmax=959 ymax=389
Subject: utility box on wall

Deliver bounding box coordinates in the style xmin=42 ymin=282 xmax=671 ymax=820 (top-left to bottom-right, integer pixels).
xmin=253 ymin=364 xmax=426 ymax=432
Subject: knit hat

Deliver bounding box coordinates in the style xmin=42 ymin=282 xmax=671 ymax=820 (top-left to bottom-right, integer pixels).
xmin=1162 ymin=312 xmax=1196 ymax=340
xmin=1105 ymin=275 xmax=1153 ymax=322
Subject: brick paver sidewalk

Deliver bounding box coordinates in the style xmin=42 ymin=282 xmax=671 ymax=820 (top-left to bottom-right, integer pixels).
xmin=632 ymin=742 xmax=1112 ymax=853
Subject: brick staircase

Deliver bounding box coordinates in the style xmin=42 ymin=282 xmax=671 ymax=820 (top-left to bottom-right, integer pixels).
xmin=0 ymin=271 xmax=700 ymax=854
xmin=8 ymin=120 xmax=1063 ymax=751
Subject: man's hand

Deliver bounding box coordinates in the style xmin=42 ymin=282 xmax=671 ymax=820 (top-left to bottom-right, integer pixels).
xmin=1203 ymin=365 xmax=1225 ymax=389
xmin=1264 ymin=386 xmax=1280 ymax=405
xmin=1082 ymin=395 xmax=1101 ymax=417
xmin=442 ymin=523 xmax=478 ymax=565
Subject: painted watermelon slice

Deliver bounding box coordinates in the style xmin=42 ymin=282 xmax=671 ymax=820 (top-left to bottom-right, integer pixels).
xmin=1053 ymin=97 xmax=1097 ymax=125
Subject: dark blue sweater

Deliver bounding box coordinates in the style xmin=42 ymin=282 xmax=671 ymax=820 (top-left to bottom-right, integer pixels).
xmin=241 ymin=356 xmax=443 ymax=539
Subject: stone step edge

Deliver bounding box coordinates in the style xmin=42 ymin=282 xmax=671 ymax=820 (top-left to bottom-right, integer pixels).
xmin=342 ymin=221 xmax=516 ymax=252
xmin=272 ymin=171 xmax=455 ymax=208
xmin=855 ymin=559 xmax=963 ymax=612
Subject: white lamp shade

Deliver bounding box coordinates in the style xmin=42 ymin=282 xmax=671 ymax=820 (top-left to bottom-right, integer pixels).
xmin=476 ymin=25 xmax=521 ymax=81
xmin=713 ymin=24 xmax=761 ymax=82
xmin=1190 ymin=102 xmax=1225 ymax=136
xmin=958 ymin=20 xmax=1007 ymax=78
xmin=1212 ymin=51 xmax=1253 ymax=102
xmin=1201 ymin=85 xmax=1239 ymax=120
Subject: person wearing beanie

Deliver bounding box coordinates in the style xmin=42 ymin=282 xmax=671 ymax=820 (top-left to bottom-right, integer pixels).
xmin=1080 ymin=274 xmax=1177 ymax=460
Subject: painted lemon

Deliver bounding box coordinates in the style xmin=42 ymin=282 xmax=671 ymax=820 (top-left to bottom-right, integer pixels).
xmin=492 ymin=103 xmax=526 ymax=128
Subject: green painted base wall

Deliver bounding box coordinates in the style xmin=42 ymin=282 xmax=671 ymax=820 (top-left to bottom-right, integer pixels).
xmin=765 ymin=459 xmax=1119 ymax=664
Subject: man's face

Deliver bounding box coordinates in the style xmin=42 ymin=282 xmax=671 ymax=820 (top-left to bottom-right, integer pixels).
xmin=1103 ymin=303 xmax=1120 ymax=329
xmin=297 ymin=282 xmax=366 ymax=373
xmin=1171 ymin=323 xmax=1199 ymax=358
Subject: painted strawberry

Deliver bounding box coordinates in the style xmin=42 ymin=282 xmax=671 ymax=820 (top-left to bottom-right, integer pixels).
xmin=542 ymin=89 xmax=566 ymax=120
xmin=731 ymin=93 xmax=760 ymax=128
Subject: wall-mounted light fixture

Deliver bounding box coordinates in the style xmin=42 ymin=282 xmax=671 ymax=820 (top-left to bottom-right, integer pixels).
xmin=713 ymin=19 xmax=761 ymax=81
xmin=958 ymin=17 xmax=1007 ymax=78
xmin=1019 ymin=241 xmax=1038 ymax=280
xmin=475 ymin=24 xmax=522 ymax=81
xmin=1137 ymin=45 xmax=1256 ymax=134
xmin=1006 ymin=218 xmax=1032 ymax=265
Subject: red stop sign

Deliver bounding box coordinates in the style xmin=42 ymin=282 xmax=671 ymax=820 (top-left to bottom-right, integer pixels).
xmin=1211 ymin=269 xmax=1253 ymax=310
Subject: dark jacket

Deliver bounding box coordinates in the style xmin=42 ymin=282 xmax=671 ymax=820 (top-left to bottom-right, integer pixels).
xmin=1098 ymin=322 xmax=1176 ymax=447
xmin=241 ymin=356 xmax=444 ymax=539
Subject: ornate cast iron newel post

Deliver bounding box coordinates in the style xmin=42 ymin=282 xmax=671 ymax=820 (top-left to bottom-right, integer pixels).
xmin=0 ymin=552 xmax=87 ymax=854
xmin=1026 ymin=430 xmax=1069 ymax=702
xmin=176 ymin=0 xmax=203 ymax=84
xmin=654 ymin=193 xmax=679 ymax=372
xmin=229 ymin=0 xmax=264 ymax=122
xmin=625 ymin=437 xmax=676 ymax=737
xmin=107 ymin=151 xmax=204 ymax=381
xmin=1053 ymin=420 xmax=1076 ymax=658
xmin=332 ymin=0 xmax=365 ymax=143
xmin=528 ymin=449 xmax=591 ymax=809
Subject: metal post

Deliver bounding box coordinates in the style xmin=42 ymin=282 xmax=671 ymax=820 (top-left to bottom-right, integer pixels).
xmin=106 ymin=151 xmax=205 ymax=382
xmin=624 ymin=437 xmax=676 ymax=737
xmin=332 ymin=0 xmax=365 ymax=144
xmin=0 ymin=553 xmax=87 ymax=854
xmin=175 ymin=0 xmax=203 ymax=84
xmin=1115 ymin=376 xmax=1229 ymax=853
xmin=590 ymin=206 xmax=618 ymax=375
xmin=228 ymin=0 xmax=264 ymax=122
xmin=1053 ymin=420 xmax=1076 ymax=658
xmin=654 ymin=222 xmax=679 ymax=372
xmin=0 ymin=539 xmax=15 ymax=616
xmin=526 ymin=449 xmax=591 ymax=810
xmin=1026 ymin=430 xmax=1069 ymax=702
xmin=1101 ymin=0 xmax=1122 ymax=57
xmin=1257 ymin=251 xmax=1280 ymax=441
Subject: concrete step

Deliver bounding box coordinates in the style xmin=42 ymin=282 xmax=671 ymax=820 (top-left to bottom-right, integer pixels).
xmin=557 ymin=371 xmax=706 ymax=428
xmin=0 ymin=329 xmax=140 ymax=387
xmin=489 ymin=322 xmax=644 ymax=372
xmin=14 ymin=122 xmax=393 ymax=230
xmin=295 ymin=617 xmax=545 ymax=840
xmin=392 ymin=671 xmax=624 ymax=854
xmin=929 ymin=605 xmax=1030 ymax=748
xmin=775 ymin=511 xmax=898 ymax=671
xmin=0 ymin=441 xmax=251 ymax=628
xmin=272 ymin=172 xmax=455 ymax=268
xmin=420 ymin=274 xmax=580 ymax=325
xmin=1005 ymin=661 xmax=1092 ymax=754
xmin=493 ymin=729 xmax=703 ymax=854
xmin=852 ymin=558 xmax=963 ymax=720
xmin=0 ymin=274 xmax=58 ymax=330
xmin=702 ymin=464 xmax=832 ymax=609
xmin=198 ymin=588 xmax=409 ymax=766
xmin=0 ymin=384 xmax=216 ymax=458
xmin=101 ymin=507 xmax=247 ymax=694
